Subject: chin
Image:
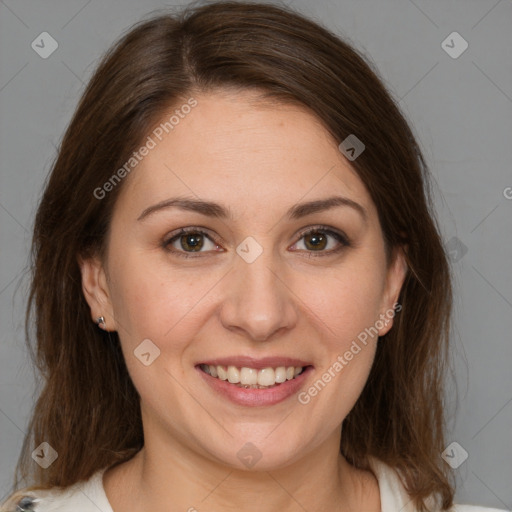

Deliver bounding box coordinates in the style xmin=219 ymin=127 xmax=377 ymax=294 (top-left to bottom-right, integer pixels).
xmin=199 ymin=431 xmax=307 ymax=472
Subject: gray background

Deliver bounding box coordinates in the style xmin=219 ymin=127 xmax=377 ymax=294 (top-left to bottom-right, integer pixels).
xmin=1 ymin=0 xmax=511 ymax=509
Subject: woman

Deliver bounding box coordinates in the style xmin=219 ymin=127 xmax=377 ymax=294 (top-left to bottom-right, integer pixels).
xmin=0 ymin=2 xmax=505 ymax=511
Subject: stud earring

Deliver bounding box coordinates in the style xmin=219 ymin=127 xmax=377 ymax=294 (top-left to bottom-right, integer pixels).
xmin=96 ymin=316 xmax=106 ymax=329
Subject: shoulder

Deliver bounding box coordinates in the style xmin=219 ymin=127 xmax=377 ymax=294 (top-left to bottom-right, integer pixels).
xmin=366 ymin=456 xmax=507 ymax=512
xmin=0 ymin=469 xmax=113 ymax=512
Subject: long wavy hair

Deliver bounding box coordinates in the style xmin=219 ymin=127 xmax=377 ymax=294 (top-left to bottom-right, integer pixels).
xmin=4 ymin=2 xmax=455 ymax=511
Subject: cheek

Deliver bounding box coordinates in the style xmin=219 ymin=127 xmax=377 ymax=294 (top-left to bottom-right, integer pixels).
xmin=107 ymin=249 xmax=174 ymax=341
xmin=293 ymin=266 xmax=383 ymax=409
xmin=294 ymin=269 xmax=383 ymax=423
xmin=295 ymin=260 xmax=385 ymax=350
xmin=108 ymin=250 xmax=219 ymax=350
xmin=107 ymin=256 xmax=208 ymax=400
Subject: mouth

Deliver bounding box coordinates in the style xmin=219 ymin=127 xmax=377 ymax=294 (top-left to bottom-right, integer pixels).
xmin=198 ymin=363 xmax=308 ymax=389
xmin=195 ymin=357 xmax=313 ymax=406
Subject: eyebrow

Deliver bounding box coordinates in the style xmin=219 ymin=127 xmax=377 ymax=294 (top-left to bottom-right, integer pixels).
xmin=137 ymin=195 xmax=368 ymax=223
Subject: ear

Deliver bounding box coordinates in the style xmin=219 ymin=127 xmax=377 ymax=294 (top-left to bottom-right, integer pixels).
xmin=377 ymin=244 xmax=408 ymax=337
xmin=78 ymin=254 xmax=117 ymax=332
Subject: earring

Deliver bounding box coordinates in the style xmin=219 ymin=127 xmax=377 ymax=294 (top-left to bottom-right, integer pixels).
xmin=96 ymin=316 xmax=106 ymax=329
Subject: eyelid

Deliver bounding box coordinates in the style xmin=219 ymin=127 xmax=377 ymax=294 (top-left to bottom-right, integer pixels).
xmin=162 ymin=224 xmax=350 ymax=258
xmin=294 ymin=225 xmax=350 ymax=245
xmin=162 ymin=226 xmax=223 ymax=258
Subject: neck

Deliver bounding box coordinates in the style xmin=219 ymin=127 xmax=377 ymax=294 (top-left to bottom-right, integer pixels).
xmin=104 ymin=428 xmax=373 ymax=512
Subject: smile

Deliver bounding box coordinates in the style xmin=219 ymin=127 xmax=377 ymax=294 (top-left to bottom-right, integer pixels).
xmin=199 ymin=364 xmax=306 ymax=388
xmin=196 ymin=358 xmax=314 ymax=406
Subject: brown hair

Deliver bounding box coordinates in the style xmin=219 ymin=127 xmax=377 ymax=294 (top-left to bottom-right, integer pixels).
xmin=6 ymin=2 xmax=454 ymax=510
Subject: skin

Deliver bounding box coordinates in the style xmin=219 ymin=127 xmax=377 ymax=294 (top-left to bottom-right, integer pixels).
xmin=80 ymin=89 xmax=407 ymax=512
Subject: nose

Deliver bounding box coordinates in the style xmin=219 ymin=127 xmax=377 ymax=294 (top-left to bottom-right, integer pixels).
xmin=219 ymin=249 xmax=299 ymax=342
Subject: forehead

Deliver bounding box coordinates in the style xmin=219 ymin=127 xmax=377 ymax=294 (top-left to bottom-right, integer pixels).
xmin=115 ymin=90 xmax=375 ymax=222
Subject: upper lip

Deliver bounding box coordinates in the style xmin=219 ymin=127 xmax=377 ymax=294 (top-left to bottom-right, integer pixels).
xmin=197 ymin=356 xmax=313 ymax=370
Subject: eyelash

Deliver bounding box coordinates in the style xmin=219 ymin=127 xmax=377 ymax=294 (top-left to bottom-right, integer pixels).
xmin=162 ymin=225 xmax=351 ymax=259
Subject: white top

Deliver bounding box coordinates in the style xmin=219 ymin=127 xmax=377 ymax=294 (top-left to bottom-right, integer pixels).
xmin=1 ymin=456 xmax=506 ymax=512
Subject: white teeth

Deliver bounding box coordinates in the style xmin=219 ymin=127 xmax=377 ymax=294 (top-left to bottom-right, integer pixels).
xmin=217 ymin=365 xmax=228 ymax=380
xmin=201 ymin=364 xmax=305 ymax=387
xmin=227 ymin=365 xmax=240 ymax=383
xmin=257 ymin=367 xmax=275 ymax=386
xmin=240 ymin=367 xmax=258 ymax=385
xmin=275 ymin=367 xmax=287 ymax=383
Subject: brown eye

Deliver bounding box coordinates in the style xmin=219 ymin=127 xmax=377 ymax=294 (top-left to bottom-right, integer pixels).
xmin=291 ymin=226 xmax=350 ymax=256
xmin=162 ymin=228 xmax=222 ymax=258
xmin=303 ymin=231 xmax=328 ymax=251
xmin=178 ymin=232 xmax=205 ymax=252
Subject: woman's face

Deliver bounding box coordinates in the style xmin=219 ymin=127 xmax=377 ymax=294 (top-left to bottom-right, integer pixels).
xmin=81 ymin=89 xmax=407 ymax=470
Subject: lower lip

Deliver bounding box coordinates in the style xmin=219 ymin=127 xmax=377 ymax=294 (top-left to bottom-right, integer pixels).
xmin=196 ymin=366 xmax=313 ymax=407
